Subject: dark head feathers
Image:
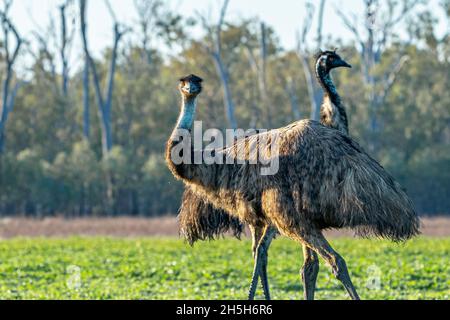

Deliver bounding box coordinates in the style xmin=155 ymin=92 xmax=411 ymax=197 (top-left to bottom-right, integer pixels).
xmin=314 ymin=48 xmax=339 ymax=60
xmin=179 ymin=74 xmax=203 ymax=83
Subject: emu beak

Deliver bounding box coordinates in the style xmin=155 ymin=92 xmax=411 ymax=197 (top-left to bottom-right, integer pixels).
xmin=341 ymin=60 xmax=352 ymax=68
xmin=185 ymin=84 xmax=196 ymax=94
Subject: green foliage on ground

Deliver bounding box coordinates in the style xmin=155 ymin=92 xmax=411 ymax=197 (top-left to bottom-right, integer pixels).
xmin=0 ymin=237 xmax=448 ymax=300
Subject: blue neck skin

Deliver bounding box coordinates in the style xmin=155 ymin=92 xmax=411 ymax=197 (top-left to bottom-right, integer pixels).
xmin=176 ymin=96 xmax=197 ymax=130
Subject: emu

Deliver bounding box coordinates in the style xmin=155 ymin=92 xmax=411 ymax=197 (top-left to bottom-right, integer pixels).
xmin=180 ymin=51 xmax=353 ymax=300
xmin=167 ymin=55 xmax=419 ymax=300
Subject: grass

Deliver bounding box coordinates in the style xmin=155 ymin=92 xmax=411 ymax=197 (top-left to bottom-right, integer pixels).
xmin=0 ymin=237 xmax=448 ymax=300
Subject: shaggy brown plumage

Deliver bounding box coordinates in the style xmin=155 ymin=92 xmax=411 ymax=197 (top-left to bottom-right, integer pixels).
xmin=179 ymin=51 xmax=350 ymax=244
xmin=169 ymin=121 xmax=419 ymax=242
xmin=169 ymin=58 xmax=419 ymax=300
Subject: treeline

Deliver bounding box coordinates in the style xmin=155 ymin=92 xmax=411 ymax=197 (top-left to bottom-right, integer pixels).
xmin=0 ymin=0 xmax=449 ymax=217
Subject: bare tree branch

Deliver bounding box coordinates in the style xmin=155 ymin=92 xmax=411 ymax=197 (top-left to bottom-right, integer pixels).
xmin=104 ymin=0 xmax=117 ymax=23
xmin=0 ymin=0 xmax=23 ymax=153
xmin=335 ymin=7 xmax=366 ymax=51
xmin=215 ymin=0 xmax=230 ymax=54
xmin=336 ymin=0 xmax=419 ymax=151
xmin=197 ymin=0 xmax=237 ymax=129
xmin=375 ymin=0 xmax=422 ymax=56
xmin=31 ymin=31 xmax=58 ymax=85
xmin=60 ymin=1 xmax=70 ymax=95
xmin=0 ymin=9 xmax=22 ymax=66
xmin=316 ymin=0 xmax=326 ymax=48
xmin=377 ymin=55 xmax=410 ymax=106
xmin=133 ymin=0 xmax=161 ymax=63
xmin=296 ymin=1 xmax=324 ymax=121
xmin=79 ymin=0 xmax=90 ymax=139
xmin=298 ymin=2 xmax=314 ymax=50
xmin=80 ymin=0 xmax=128 ymax=154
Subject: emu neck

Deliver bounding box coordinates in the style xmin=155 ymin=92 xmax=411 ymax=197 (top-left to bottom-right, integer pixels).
xmin=176 ymin=96 xmax=197 ymax=130
xmin=166 ymin=94 xmax=197 ymax=184
xmin=316 ymin=64 xmax=341 ymax=107
xmin=316 ymin=65 xmax=349 ymax=135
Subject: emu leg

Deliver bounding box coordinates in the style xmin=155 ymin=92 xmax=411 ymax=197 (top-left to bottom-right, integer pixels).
xmin=259 ymin=227 xmax=276 ymax=300
xmin=248 ymin=226 xmax=276 ymax=300
xmin=248 ymin=225 xmax=262 ymax=300
xmin=300 ymin=230 xmax=360 ymax=300
xmin=301 ymin=244 xmax=319 ymax=300
xmin=250 ymin=225 xmax=263 ymax=260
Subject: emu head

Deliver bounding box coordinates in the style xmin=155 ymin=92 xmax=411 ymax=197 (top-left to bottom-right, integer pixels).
xmin=315 ymin=49 xmax=352 ymax=73
xmin=179 ymin=74 xmax=203 ymax=98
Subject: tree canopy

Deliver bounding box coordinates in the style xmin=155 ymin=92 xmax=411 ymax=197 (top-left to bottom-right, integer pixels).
xmin=0 ymin=0 xmax=448 ymax=217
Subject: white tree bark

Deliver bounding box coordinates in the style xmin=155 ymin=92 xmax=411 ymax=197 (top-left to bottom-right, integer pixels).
xmin=80 ymin=0 xmax=127 ymax=156
xmin=0 ymin=0 xmax=23 ymax=153
xmin=297 ymin=0 xmax=326 ymax=121
xmin=198 ymin=0 xmax=238 ymax=129
xmin=80 ymin=0 xmax=90 ymax=140
xmin=336 ymin=0 xmax=420 ymax=146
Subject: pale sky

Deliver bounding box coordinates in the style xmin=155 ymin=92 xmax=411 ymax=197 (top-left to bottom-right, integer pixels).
xmin=6 ymin=0 xmax=448 ymax=74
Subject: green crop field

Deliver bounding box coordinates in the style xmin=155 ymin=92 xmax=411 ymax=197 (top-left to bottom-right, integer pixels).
xmin=0 ymin=237 xmax=448 ymax=300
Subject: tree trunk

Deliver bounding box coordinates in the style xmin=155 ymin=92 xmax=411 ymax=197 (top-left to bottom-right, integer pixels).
xmin=80 ymin=0 xmax=125 ymax=214
xmin=60 ymin=3 xmax=69 ymax=97
xmin=336 ymin=0 xmax=418 ymax=152
xmin=82 ymin=59 xmax=90 ymax=139
xmin=285 ymin=78 xmax=302 ymax=120
xmin=0 ymin=68 xmax=12 ymax=155
xmin=0 ymin=128 xmax=4 ymax=155
xmin=213 ymin=55 xmax=238 ymax=129
xmin=258 ymin=22 xmax=272 ymax=128
xmin=99 ymin=108 xmax=113 ymax=156
xmin=297 ymin=0 xmax=326 ymax=121
xmin=300 ymin=56 xmax=322 ymax=121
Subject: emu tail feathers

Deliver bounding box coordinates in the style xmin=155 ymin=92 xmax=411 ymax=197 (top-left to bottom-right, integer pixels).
xmin=337 ymin=155 xmax=420 ymax=242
